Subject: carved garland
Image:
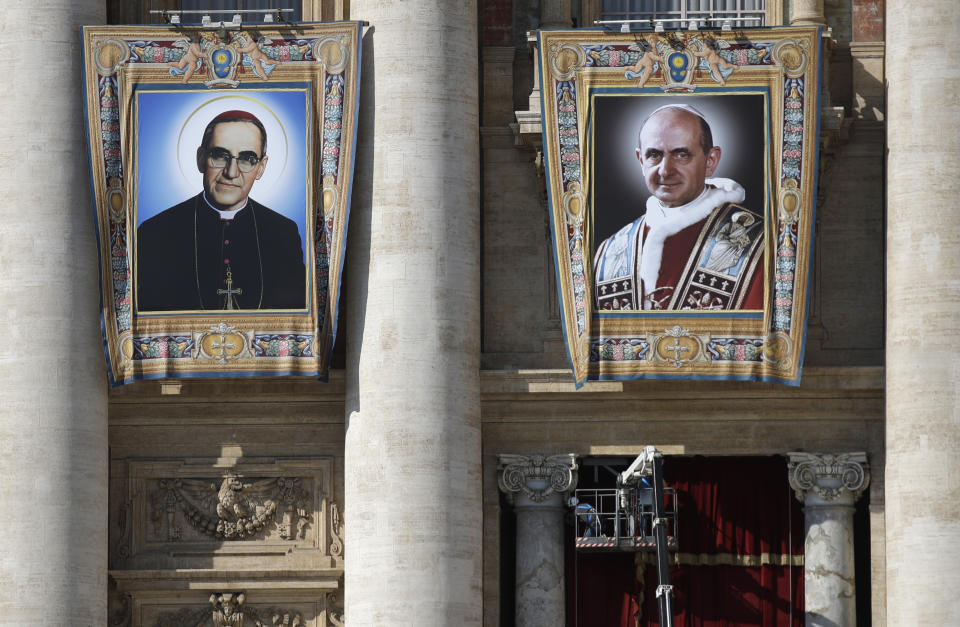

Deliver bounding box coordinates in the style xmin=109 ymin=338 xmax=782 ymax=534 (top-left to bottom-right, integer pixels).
xmin=149 ymin=474 xmax=312 ymax=541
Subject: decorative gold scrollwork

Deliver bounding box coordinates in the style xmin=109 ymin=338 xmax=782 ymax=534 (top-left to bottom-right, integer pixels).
xmin=194 ymin=323 xmax=251 ymax=364
xmin=107 ymin=186 xmax=126 ymax=222
xmin=650 ymin=326 xmax=704 ymax=368
xmin=577 ymin=333 xmax=591 ymax=369
xmin=118 ymin=331 xmax=134 ymax=361
xmin=93 ymin=38 xmax=129 ymax=75
xmin=314 ymin=36 xmax=349 ymax=74
xmin=549 ymin=42 xmax=587 ymax=81
xmin=771 ymin=39 xmax=809 ymax=78
xmin=561 ymin=182 xmax=585 ymax=225
xmin=322 ymin=174 xmax=339 ymax=219
xmin=763 ymin=331 xmax=792 ymax=369
xmin=778 ymin=179 xmax=802 ymax=223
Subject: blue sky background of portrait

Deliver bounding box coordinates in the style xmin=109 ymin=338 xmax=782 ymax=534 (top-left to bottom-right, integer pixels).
xmin=135 ymin=87 xmax=310 ymax=263
xmin=590 ymin=92 xmax=768 ymax=247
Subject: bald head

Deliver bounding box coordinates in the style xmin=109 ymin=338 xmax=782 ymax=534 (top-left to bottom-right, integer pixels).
xmin=635 ymin=105 xmax=722 ymax=207
xmin=637 ymin=104 xmax=714 ymax=156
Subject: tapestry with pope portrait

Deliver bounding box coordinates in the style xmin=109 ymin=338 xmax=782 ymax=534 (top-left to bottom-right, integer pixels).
xmin=82 ymin=22 xmax=361 ymax=384
xmin=540 ymin=26 xmax=822 ymax=385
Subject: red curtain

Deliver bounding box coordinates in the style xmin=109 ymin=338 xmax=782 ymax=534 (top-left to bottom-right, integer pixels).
xmin=567 ymin=551 xmax=639 ymax=627
xmin=568 ymin=457 xmax=803 ymax=627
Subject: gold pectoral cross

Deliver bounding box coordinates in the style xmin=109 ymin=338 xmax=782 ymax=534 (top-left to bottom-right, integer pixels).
xmin=217 ymin=268 xmax=243 ymax=310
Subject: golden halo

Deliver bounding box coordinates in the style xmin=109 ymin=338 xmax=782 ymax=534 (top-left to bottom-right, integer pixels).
xmin=176 ymin=94 xmax=289 ymax=186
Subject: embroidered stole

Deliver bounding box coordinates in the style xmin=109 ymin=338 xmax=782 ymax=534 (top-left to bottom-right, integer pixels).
xmin=594 ymin=202 xmax=763 ymax=310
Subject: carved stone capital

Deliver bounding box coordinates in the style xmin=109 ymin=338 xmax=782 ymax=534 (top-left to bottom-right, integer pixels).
xmin=788 ymin=452 xmax=870 ymax=504
xmin=497 ymin=454 xmax=577 ymax=506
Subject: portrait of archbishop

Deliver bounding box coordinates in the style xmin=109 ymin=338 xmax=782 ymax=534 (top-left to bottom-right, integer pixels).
xmin=136 ymin=109 xmax=306 ymax=312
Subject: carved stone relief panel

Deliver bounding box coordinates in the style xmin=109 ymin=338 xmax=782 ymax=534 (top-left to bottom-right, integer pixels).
xmin=148 ymin=475 xmax=311 ymax=542
xmin=124 ymin=590 xmax=337 ymax=627
xmin=116 ymin=457 xmax=340 ymax=570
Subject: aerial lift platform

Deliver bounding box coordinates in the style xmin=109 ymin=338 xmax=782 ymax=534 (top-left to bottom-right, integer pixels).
xmin=570 ymin=446 xmax=677 ymax=626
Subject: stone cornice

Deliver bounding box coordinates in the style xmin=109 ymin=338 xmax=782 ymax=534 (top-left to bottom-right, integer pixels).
xmin=109 ymin=568 xmax=342 ymax=593
xmin=480 ymin=366 xmax=884 ymax=399
xmin=108 ymin=366 xmax=883 ymax=404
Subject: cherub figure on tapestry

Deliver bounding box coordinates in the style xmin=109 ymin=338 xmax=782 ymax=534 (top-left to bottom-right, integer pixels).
xmin=625 ymin=33 xmax=664 ymax=88
xmin=234 ymin=32 xmax=280 ymax=80
xmin=688 ymin=34 xmax=738 ymax=85
xmin=168 ymin=34 xmax=204 ymax=84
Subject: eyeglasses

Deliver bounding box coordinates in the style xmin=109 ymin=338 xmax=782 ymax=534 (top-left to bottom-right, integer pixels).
xmin=206 ymin=147 xmax=263 ymax=173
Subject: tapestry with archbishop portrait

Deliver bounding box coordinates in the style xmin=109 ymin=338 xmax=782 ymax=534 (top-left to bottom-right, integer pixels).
xmin=540 ymin=26 xmax=821 ymax=385
xmin=82 ymin=22 xmax=361 ymax=384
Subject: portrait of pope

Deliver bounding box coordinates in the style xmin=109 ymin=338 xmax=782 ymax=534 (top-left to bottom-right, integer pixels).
xmin=592 ymin=98 xmax=767 ymax=311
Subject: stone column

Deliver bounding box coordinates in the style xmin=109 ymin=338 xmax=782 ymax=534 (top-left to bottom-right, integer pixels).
xmin=344 ymin=2 xmax=482 ymax=625
xmin=790 ymin=0 xmax=826 ymax=25
xmin=498 ymin=454 xmax=577 ymax=627
xmin=0 ymin=2 xmax=109 ymax=624
xmin=788 ymin=453 xmax=869 ymax=627
xmin=886 ymin=2 xmax=960 ymax=623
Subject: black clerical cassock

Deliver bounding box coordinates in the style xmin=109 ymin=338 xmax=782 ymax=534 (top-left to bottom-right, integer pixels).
xmin=136 ymin=193 xmax=306 ymax=311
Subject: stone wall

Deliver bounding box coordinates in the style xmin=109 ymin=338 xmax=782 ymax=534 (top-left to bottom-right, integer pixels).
xmin=108 ymin=379 xmax=345 ymax=626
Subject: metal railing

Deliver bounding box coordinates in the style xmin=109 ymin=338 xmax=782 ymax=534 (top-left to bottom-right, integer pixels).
xmin=572 ymin=486 xmax=677 ymax=550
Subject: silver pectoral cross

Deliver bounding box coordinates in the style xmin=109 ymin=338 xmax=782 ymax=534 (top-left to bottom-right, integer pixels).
xmin=217 ymin=269 xmax=243 ymax=310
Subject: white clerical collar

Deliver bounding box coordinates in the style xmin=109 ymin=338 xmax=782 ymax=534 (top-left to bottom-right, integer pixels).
xmin=203 ymin=191 xmax=248 ymax=220
xmin=643 ymin=177 xmax=745 ymax=237
xmin=636 ymin=177 xmax=745 ymax=308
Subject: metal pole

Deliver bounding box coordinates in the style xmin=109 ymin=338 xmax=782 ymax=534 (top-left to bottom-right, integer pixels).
xmin=652 ymin=453 xmax=674 ymax=627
